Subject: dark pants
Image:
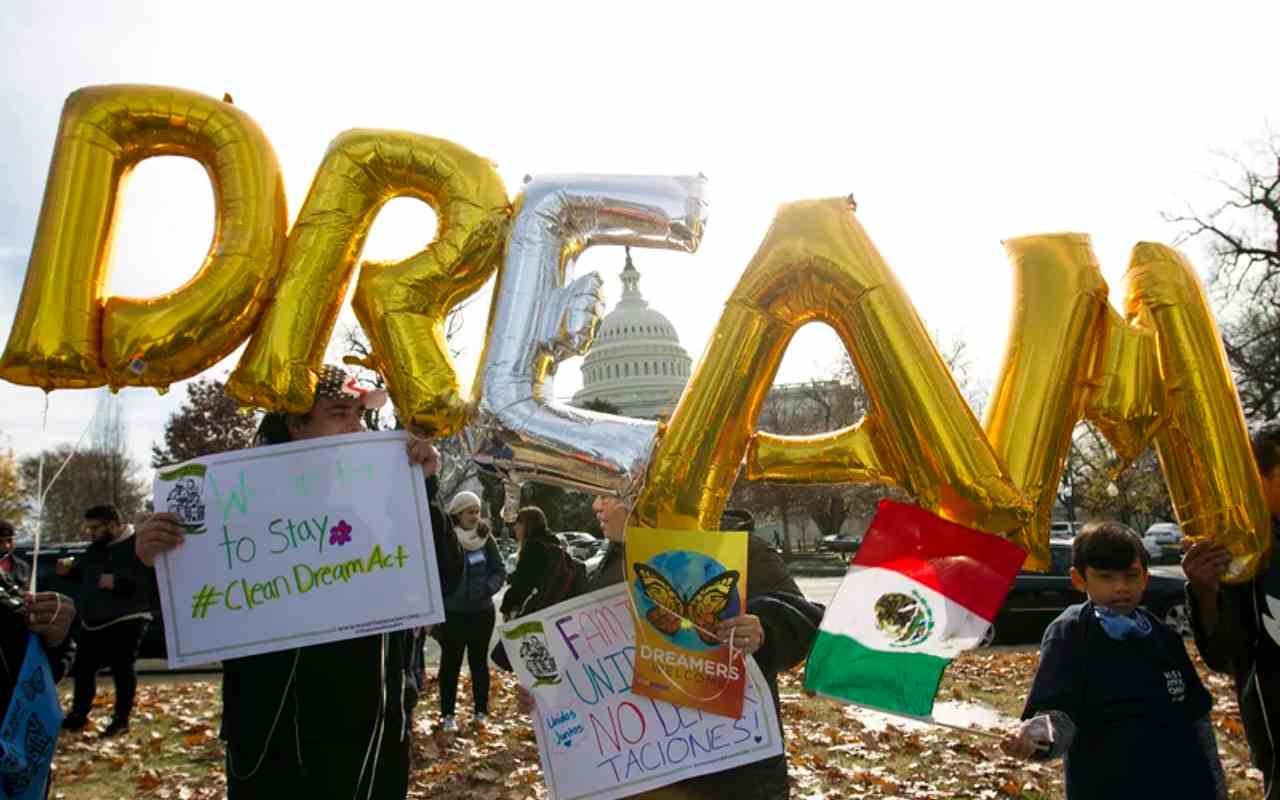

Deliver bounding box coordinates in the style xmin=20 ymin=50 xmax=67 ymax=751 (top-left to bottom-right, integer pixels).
xmin=226 ymin=724 xmax=410 ymax=799
xmin=69 ymin=618 xmax=148 ymax=722
xmin=437 ymin=607 xmax=495 ymax=716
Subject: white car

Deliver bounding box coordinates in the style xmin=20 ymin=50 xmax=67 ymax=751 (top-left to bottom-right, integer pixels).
xmin=585 ymin=547 xmax=607 ymax=575
xmin=1139 ymin=535 xmax=1164 ymax=561
xmin=1145 ymin=522 xmax=1183 ymax=546
xmin=504 ymin=532 xmax=602 ymax=575
xmin=1049 ymin=521 xmax=1078 ymax=540
xmin=556 ymin=532 xmax=604 ymax=562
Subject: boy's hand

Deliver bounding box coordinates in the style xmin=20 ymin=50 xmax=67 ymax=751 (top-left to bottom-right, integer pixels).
xmin=1000 ymin=729 xmax=1037 ymax=759
xmin=1000 ymin=718 xmax=1051 ymax=760
xmin=1183 ymin=540 xmax=1231 ymax=595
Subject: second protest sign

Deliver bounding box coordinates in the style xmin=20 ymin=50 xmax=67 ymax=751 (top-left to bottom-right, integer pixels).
xmin=501 ymin=584 xmax=782 ymax=800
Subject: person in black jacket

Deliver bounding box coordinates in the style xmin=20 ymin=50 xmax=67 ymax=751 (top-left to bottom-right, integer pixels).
xmin=0 ymin=571 xmax=76 ymax=797
xmin=436 ymin=491 xmax=504 ymax=731
xmin=0 ymin=522 xmax=30 ymax=588
xmin=134 ymin=365 xmax=464 ymax=800
xmin=565 ymin=497 xmax=823 ymax=799
xmin=499 ymin=507 xmax=566 ymax=620
xmin=1185 ymin=422 xmax=1280 ymax=798
xmin=58 ymin=504 xmax=154 ymax=738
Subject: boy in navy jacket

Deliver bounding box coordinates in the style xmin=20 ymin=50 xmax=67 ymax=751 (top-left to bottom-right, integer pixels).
xmin=1000 ymin=522 xmax=1225 ymax=799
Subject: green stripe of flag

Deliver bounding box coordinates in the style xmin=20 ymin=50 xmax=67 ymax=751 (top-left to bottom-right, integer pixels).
xmin=804 ymin=630 xmax=949 ymax=717
xmin=158 ymin=464 xmax=206 ymax=481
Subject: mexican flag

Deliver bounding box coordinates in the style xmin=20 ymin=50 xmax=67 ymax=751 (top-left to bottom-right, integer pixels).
xmin=805 ymin=500 xmax=1026 ymax=717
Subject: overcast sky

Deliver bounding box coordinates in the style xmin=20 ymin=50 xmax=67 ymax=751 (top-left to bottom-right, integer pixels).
xmin=1 ymin=1 xmax=1277 ymax=490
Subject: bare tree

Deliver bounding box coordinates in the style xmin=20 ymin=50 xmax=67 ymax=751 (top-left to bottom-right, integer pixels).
xmin=339 ymin=310 xmax=485 ymax=505
xmin=730 ymin=378 xmax=871 ymax=552
xmin=732 ymin=331 xmax=980 ymax=553
xmin=340 ymin=303 xmax=469 ymax=432
xmin=340 ymin=325 xmax=394 ymax=433
xmin=87 ymin=392 xmax=146 ymax=519
xmin=0 ymin=450 xmax=25 ymax=526
xmin=1060 ymin=425 xmax=1172 ymax=530
xmin=22 ymin=393 xmax=146 ymax=541
xmin=1164 ymin=135 xmax=1280 ymax=421
xmin=152 ymin=379 xmax=260 ymax=467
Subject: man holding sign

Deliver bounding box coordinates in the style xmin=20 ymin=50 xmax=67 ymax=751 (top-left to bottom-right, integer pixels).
xmin=136 ymin=365 xmax=463 ymax=800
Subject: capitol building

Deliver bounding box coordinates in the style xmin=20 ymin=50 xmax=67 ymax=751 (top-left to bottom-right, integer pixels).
xmin=572 ymin=249 xmax=693 ymax=419
xmin=568 ymin=252 xmax=864 ymax=549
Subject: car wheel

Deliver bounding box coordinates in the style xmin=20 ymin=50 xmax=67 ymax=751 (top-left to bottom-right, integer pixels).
xmin=978 ymin=625 xmax=996 ymax=648
xmin=1163 ymin=603 xmax=1192 ymax=637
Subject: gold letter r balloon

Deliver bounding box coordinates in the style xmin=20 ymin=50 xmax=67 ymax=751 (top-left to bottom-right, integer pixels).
xmin=226 ymin=130 xmax=509 ymax=436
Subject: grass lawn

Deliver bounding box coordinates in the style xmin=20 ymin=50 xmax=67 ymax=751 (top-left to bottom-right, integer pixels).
xmin=48 ymin=645 xmax=1261 ymax=799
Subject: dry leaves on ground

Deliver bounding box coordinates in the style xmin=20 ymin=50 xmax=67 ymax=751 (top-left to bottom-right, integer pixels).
xmin=47 ymin=646 xmax=1262 ymax=799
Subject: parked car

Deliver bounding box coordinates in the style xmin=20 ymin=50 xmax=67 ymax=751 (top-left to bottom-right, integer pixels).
xmin=15 ymin=541 xmax=168 ymax=660
xmin=1049 ymin=521 xmax=1078 ymax=540
xmin=585 ymin=545 xmax=608 ymax=576
xmin=496 ymin=535 xmax=519 ymax=574
xmin=818 ymin=534 xmax=859 ymax=554
xmin=982 ymin=541 xmax=1189 ymax=645
xmin=1139 ymin=535 xmax=1163 ymax=561
xmin=556 ymin=532 xmax=604 ymax=562
xmin=1145 ymin=522 xmax=1184 ymax=546
xmin=504 ymin=532 xmax=602 ymax=577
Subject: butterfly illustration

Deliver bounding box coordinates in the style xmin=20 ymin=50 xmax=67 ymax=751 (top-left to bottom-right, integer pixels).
xmin=18 ymin=664 xmax=44 ymax=702
xmin=633 ymin=563 xmax=740 ymax=645
xmin=24 ymin=716 xmax=54 ymax=761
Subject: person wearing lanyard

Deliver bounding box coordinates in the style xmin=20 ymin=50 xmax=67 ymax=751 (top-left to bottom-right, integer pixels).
xmin=134 ymin=365 xmax=464 ymax=800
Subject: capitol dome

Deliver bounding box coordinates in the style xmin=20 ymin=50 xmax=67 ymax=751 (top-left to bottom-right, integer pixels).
xmin=572 ymin=248 xmax=693 ymax=419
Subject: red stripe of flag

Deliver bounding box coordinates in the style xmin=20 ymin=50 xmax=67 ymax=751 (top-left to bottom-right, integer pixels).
xmin=853 ymin=500 xmax=1027 ymax=621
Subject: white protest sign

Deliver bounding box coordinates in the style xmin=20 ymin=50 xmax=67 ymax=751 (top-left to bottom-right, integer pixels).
xmin=152 ymin=430 xmax=443 ymax=667
xmin=501 ymin=584 xmax=782 ymax=800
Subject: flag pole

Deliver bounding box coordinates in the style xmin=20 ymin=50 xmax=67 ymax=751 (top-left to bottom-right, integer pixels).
xmin=923 ymin=718 xmax=1005 ymax=741
xmin=813 ymin=692 xmax=1008 ymax=741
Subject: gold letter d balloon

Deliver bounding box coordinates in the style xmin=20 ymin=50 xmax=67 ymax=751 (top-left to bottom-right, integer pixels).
xmin=0 ymin=85 xmax=288 ymax=390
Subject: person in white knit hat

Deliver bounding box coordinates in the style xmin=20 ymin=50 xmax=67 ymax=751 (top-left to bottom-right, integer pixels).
xmin=436 ymin=490 xmax=505 ymax=731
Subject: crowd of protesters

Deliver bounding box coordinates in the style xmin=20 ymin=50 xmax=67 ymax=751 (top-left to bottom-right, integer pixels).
xmin=6 ymin=365 xmax=1280 ymax=800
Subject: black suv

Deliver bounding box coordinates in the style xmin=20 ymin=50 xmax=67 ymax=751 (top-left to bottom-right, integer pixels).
xmin=15 ymin=541 xmax=167 ymax=660
xmin=984 ymin=541 xmax=1189 ymax=645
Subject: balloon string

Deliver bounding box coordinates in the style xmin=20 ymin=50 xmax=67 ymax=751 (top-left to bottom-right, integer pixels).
xmin=30 ymin=394 xmax=103 ymax=593
xmin=624 ymin=581 xmax=744 ymax=706
xmin=31 ymin=395 xmax=48 ymax=594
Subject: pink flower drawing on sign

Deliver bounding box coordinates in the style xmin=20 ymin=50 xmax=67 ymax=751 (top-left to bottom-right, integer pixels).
xmin=329 ymin=520 xmax=353 ymax=547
